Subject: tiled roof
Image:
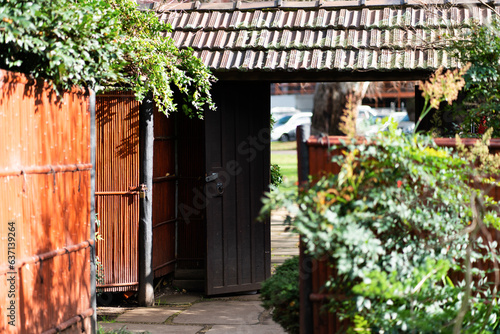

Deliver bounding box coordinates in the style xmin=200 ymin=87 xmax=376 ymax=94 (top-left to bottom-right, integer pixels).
xmin=155 ymin=0 xmax=498 ymax=81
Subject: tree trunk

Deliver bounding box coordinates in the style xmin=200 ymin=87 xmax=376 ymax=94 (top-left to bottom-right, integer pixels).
xmin=311 ymin=82 xmax=369 ymax=136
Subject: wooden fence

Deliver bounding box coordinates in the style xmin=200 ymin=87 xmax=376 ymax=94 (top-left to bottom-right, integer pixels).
xmin=301 ymin=134 xmax=500 ymax=334
xmin=0 ymin=69 xmax=94 ymax=333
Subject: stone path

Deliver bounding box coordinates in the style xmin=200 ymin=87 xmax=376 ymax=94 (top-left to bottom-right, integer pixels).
xmin=98 ymin=209 xmax=298 ymax=333
xmin=98 ymin=293 xmax=286 ymax=334
xmin=270 ymin=208 xmax=299 ymax=271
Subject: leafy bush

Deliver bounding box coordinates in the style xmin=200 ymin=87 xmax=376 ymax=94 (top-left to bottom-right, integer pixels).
xmin=441 ymin=16 xmax=500 ymax=137
xmin=0 ymin=0 xmax=123 ymax=90
xmin=456 ymin=18 xmax=500 ymax=137
xmin=0 ymin=0 xmax=215 ymax=117
xmin=260 ymin=256 xmax=299 ymax=334
xmin=261 ymin=127 xmax=500 ymax=333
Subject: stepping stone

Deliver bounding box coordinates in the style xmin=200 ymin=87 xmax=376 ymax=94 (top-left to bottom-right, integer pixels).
xmin=115 ymin=307 xmax=182 ymax=323
xmin=207 ymin=324 xmax=286 ymax=333
xmin=173 ymin=301 xmax=263 ymax=325
xmin=99 ymin=323 xmax=203 ymax=334
xmin=97 ymin=306 xmax=130 ymax=317
xmin=156 ymin=294 xmax=201 ymax=305
xmin=234 ymin=293 xmax=262 ymax=301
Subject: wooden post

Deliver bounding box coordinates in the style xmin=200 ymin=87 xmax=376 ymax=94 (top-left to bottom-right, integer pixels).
xmin=139 ymin=92 xmax=155 ymax=306
xmin=297 ymin=124 xmax=313 ymax=334
xmin=89 ymin=90 xmax=97 ymax=332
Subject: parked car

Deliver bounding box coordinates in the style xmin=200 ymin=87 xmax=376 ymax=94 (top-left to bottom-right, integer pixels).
xmin=359 ymin=111 xmax=415 ymax=136
xmin=395 ymin=112 xmax=415 ymax=134
xmin=271 ymin=107 xmax=300 ymax=121
xmin=271 ymin=112 xmax=312 ymax=141
xmin=356 ymin=105 xmax=378 ymax=135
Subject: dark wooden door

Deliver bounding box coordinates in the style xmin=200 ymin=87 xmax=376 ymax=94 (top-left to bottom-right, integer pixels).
xmin=205 ymin=81 xmax=271 ymax=295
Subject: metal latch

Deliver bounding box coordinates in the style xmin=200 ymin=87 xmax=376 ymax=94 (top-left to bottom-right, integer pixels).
xmin=138 ymin=184 xmax=147 ymax=198
xmin=205 ymin=172 xmax=218 ymax=183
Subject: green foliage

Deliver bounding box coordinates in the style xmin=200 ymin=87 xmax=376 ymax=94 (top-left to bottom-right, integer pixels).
xmin=261 ymin=127 xmax=500 ymax=333
xmin=449 ymin=17 xmax=500 ymax=137
xmin=0 ymin=0 xmax=124 ymax=90
xmin=346 ymin=315 xmax=371 ymax=334
xmin=260 ymin=256 xmax=300 ymax=334
xmin=0 ymin=0 xmax=215 ymax=117
xmin=113 ymin=0 xmax=215 ymax=117
xmin=270 ymin=164 xmax=283 ymax=187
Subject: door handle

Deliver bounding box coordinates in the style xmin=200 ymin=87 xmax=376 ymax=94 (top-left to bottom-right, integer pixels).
xmin=205 ymin=172 xmax=218 ymax=183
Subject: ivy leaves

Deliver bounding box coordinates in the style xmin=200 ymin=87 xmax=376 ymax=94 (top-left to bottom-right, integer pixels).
xmin=0 ymin=0 xmax=124 ymax=91
xmin=111 ymin=0 xmax=215 ymax=116
xmin=0 ymin=0 xmax=215 ymax=118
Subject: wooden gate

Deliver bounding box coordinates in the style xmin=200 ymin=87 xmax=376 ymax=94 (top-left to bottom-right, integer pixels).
xmin=95 ymin=92 xmax=177 ymax=292
xmin=95 ymin=92 xmax=141 ymax=292
xmin=0 ymin=69 xmax=94 ymax=333
xmin=204 ymin=81 xmax=271 ymax=295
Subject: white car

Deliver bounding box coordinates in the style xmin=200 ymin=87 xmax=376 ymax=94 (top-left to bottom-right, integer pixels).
xmin=271 ymin=112 xmax=312 ymax=141
xmin=358 ymin=110 xmax=415 ymax=136
xmin=356 ymin=105 xmax=378 ymax=135
xmin=271 ymin=107 xmax=300 ymax=120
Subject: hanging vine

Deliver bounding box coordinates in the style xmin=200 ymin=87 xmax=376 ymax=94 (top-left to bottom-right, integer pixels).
xmin=0 ymin=0 xmax=216 ymax=117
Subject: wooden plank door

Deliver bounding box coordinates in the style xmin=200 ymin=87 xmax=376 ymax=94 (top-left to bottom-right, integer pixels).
xmin=152 ymin=110 xmax=177 ymax=278
xmin=205 ymin=81 xmax=271 ymax=295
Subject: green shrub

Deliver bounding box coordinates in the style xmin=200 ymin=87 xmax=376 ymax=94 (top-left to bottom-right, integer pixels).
xmin=270 ymin=164 xmax=283 ymax=187
xmin=260 ymin=256 xmax=299 ymax=334
xmin=0 ymin=0 xmax=215 ymax=117
xmin=262 ymin=62 xmax=500 ymax=333
xmin=450 ymin=18 xmax=500 ymax=137
xmin=261 ymin=126 xmax=500 ymax=333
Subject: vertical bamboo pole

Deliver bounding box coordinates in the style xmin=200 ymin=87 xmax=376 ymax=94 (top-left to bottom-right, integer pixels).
xmin=89 ymin=90 xmax=97 ymax=332
xmin=139 ymin=92 xmax=154 ymax=306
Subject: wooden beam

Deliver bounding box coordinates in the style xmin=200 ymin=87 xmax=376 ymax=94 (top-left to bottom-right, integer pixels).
xmin=213 ymin=69 xmax=434 ymax=83
xmin=139 ymin=92 xmax=155 ymax=306
xmin=89 ymin=90 xmax=97 ymax=333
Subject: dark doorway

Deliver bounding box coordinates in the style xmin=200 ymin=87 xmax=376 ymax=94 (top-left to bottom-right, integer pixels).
xmin=204 ymin=81 xmax=272 ymax=295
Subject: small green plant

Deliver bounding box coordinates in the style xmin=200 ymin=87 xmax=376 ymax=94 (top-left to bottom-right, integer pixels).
xmin=417 ymin=64 xmax=470 ymax=133
xmin=270 ymin=164 xmax=283 ymax=187
xmin=95 ymin=214 xmax=105 ymax=291
xmin=260 ymin=256 xmax=299 ymax=334
xmin=97 ymin=315 xmax=117 ymax=323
